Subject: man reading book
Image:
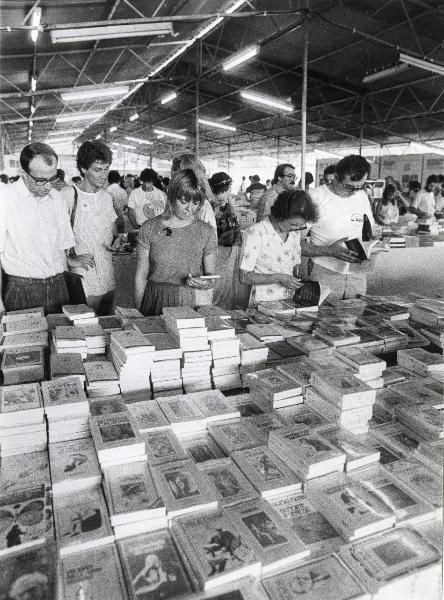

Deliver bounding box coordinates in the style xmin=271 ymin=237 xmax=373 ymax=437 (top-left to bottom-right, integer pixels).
xmin=302 ymin=154 xmax=379 ymax=299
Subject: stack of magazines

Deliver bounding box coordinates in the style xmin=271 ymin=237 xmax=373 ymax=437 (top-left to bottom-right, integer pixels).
xmin=41 ymin=377 xmax=90 ymax=444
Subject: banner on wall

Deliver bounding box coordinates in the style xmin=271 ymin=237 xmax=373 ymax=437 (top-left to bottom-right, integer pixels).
xmin=423 ymin=156 xmax=444 ymax=183
xmin=400 ymin=156 xmax=423 ymax=191
xmin=379 ymin=157 xmax=401 ymax=181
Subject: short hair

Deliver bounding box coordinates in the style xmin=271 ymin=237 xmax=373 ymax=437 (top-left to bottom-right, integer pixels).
xmin=72 ymin=175 xmax=82 ymax=184
xmin=0 ymin=174 xmax=9 ymax=184
xmin=76 ymin=140 xmax=112 ymax=174
xmin=335 ymin=155 xmax=370 ymax=182
xmin=438 ymin=174 xmax=444 ymax=184
xmin=209 ymin=172 xmax=232 ymax=195
xmin=304 ymin=171 xmax=314 ymax=186
xmin=56 ymin=168 xmax=65 ymax=181
xmin=408 ymin=180 xmax=421 ymax=192
xmin=426 ymin=174 xmax=439 ymax=186
xmin=140 ymin=168 xmax=159 ymax=184
xmin=166 ymin=169 xmax=206 ymax=214
xmin=270 ymin=189 xmax=318 ymax=223
xmin=273 ymin=163 xmax=295 ymax=183
xmin=108 ymin=170 xmax=120 ymax=184
xmin=20 ymin=142 xmax=58 ymax=173
xmin=323 ymin=164 xmax=336 ymax=179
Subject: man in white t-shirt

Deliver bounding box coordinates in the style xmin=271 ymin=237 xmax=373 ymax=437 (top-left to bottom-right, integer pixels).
xmin=302 ymin=155 xmax=377 ymax=299
xmin=410 ymin=174 xmax=439 ymax=218
xmin=128 ymin=168 xmax=166 ymax=228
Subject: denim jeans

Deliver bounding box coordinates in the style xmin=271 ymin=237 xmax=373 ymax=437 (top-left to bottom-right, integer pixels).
xmin=3 ymin=273 xmax=69 ymax=315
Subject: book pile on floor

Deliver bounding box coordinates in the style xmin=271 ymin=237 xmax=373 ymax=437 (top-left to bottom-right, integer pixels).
xmin=0 ymin=296 xmax=442 ymax=600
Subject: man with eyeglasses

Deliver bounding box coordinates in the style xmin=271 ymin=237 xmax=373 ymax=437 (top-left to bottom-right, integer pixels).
xmin=256 ymin=163 xmax=296 ymax=222
xmin=301 ymin=154 xmax=377 ymax=299
xmin=0 ymin=142 xmax=84 ymax=314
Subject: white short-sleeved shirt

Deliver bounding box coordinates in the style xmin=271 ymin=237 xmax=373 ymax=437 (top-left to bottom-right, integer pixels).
xmin=308 ymin=185 xmax=375 ymax=274
xmin=240 ymin=217 xmax=301 ymax=304
xmin=107 ymin=183 xmax=128 ymax=214
xmin=68 ymin=187 xmax=117 ymax=297
xmin=0 ymin=178 xmax=74 ymax=278
xmin=128 ymin=187 xmax=166 ymax=226
xmin=412 ymin=190 xmax=435 ymax=216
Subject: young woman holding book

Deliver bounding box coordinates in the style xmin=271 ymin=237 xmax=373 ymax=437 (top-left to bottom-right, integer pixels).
xmin=239 ymin=189 xmax=318 ymax=306
xmin=135 ymin=169 xmax=218 ymax=316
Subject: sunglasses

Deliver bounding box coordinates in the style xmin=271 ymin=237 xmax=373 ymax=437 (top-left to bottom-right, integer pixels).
xmin=339 ymin=180 xmax=366 ymax=191
xmin=26 ymin=172 xmax=59 ymax=186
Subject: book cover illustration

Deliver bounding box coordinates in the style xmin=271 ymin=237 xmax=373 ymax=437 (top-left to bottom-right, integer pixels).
xmin=2 ymin=347 xmax=43 ymax=369
xmin=209 ymin=421 xmax=261 ymax=453
xmin=89 ymin=396 xmax=126 ymax=417
xmin=143 ymin=430 xmax=187 ymax=464
xmin=119 ymin=530 xmax=192 ymax=599
xmin=0 ymin=383 xmax=42 ymax=413
xmin=93 ymin=413 xmax=139 ymax=448
xmin=0 ymin=451 xmax=49 ymax=495
xmin=107 ymin=462 xmax=164 ymax=514
xmin=200 ymin=459 xmax=259 ymax=507
xmin=0 ymin=485 xmax=48 ymax=553
xmin=383 ymin=458 xmax=442 ymax=508
xmin=234 ymin=446 xmax=295 ymax=486
xmin=0 ymin=541 xmax=57 ymax=600
xmin=181 ymin=434 xmax=226 ymax=463
xmin=41 ymin=377 xmax=86 ymax=407
xmin=127 ymin=401 xmax=169 ymax=431
xmin=158 ymin=462 xmax=201 ymax=502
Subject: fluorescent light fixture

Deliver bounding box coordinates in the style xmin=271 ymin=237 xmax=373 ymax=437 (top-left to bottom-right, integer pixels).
xmin=121 ymin=143 xmax=136 ymax=149
xmin=125 ymin=136 xmax=153 ymax=145
xmin=129 ymin=113 xmax=139 ymax=122
xmin=399 ymin=52 xmax=444 ymax=76
xmin=48 ymin=128 xmax=83 ymax=135
xmin=55 ymin=111 xmax=104 ymax=123
xmin=109 ymin=126 xmax=117 ymax=132
xmin=160 ymin=91 xmax=177 ymax=104
xmin=240 ymin=90 xmax=293 ymax=112
xmin=196 ymin=0 xmax=245 ymax=39
xmin=223 ymin=44 xmax=259 ymax=71
xmin=51 ymin=21 xmax=173 ymax=44
xmin=30 ymin=7 xmax=42 ymax=43
xmin=31 ymin=76 xmax=37 ymax=92
xmin=30 ymin=104 xmax=36 ymax=115
xmin=45 ymin=137 xmax=74 ymax=143
xmin=29 ymin=120 xmax=33 ymax=128
xmin=95 ymin=134 xmax=102 ymax=140
xmin=61 ymin=86 xmax=129 ymax=102
xmin=198 ymin=118 xmax=236 ymax=132
xmin=362 ymin=63 xmax=408 ymax=83
xmin=153 ymin=128 xmax=186 ymax=140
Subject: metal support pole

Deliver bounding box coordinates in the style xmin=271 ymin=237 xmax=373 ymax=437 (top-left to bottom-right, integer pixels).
xmin=301 ymin=4 xmax=309 ymax=189
xmin=359 ymin=95 xmax=365 ymax=155
xmin=227 ymin=143 xmax=231 ymax=174
xmin=277 ymin=136 xmax=281 ymax=163
xmin=195 ymin=40 xmax=202 ymax=157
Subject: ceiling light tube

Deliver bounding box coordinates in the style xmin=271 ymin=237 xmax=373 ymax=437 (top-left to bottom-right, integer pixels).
xmin=30 ymin=105 xmax=36 ymax=115
xmin=50 ymin=21 xmax=173 ymax=44
xmin=240 ymin=90 xmax=293 ymax=112
xmin=49 ymin=128 xmax=83 ymax=135
xmin=109 ymin=126 xmax=117 ymax=132
xmin=125 ymin=136 xmax=153 ymax=145
xmin=45 ymin=137 xmax=74 ymax=143
xmin=223 ymin=44 xmax=259 ymax=71
xmin=61 ymin=86 xmax=129 ymax=102
xmin=362 ymin=63 xmax=408 ymax=83
xmin=160 ymin=91 xmax=178 ymax=104
xmin=198 ymin=118 xmax=236 ymax=132
xmin=153 ymin=128 xmax=186 ymax=140
xmin=399 ymin=52 xmax=444 ymax=76
xmin=30 ymin=7 xmax=42 ymax=44
xmin=129 ymin=113 xmax=139 ymax=121
xmin=55 ymin=111 xmax=104 ymax=123
xmin=121 ymin=143 xmax=136 ymax=149
xmin=196 ymin=0 xmax=245 ymax=39
xmin=31 ymin=76 xmax=37 ymax=92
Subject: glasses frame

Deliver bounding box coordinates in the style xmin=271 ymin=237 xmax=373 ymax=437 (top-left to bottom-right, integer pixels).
xmin=339 ymin=179 xmax=366 ymax=192
xmin=25 ymin=171 xmax=60 ymax=186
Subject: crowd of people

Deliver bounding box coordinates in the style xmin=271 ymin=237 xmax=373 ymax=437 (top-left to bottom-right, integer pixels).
xmin=1 ymin=140 xmax=443 ymax=318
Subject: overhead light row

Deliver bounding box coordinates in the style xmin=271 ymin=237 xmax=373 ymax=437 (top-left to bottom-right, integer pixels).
xmin=61 ymin=86 xmax=129 ymax=102
xmin=51 ymin=21 xmax=173 ymax=44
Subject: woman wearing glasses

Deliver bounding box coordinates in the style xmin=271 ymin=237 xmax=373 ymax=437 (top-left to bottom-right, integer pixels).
xmin=240 ymin=190 xmax=317 ymax=306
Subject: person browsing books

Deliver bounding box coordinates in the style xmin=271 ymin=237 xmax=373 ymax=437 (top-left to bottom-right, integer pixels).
xmin=0 ymin=143 xmax=91 ymax=315
xmin=302 ymin=154 xmax=380 ymax=300
xmin=135 ymin=169 xmax=218 ymax=316
xmin=239 ymin=189 xmax=317 ymax=306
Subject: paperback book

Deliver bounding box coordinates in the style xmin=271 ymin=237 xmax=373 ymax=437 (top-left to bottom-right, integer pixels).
xmin=0 ymin=382 xmax=43 ymax=426
xmin=49 ymin=437 xmax=101 ymax=494
xmin=180 ymin=432 xmax=226 ymax=463
xmin=199 ymin=458 xmax=259 ymax=507
xmin=207 ymin=419 xmax=263 ymax=454
xmin=90 ymin=411 xmax=145 ymax=463
xmin=383 ymin=457 xmax=442 ymax=508
xmin=126 ymin=400 xmax=170 ymax=432
xmin=143 ymin=429 xmax=188 ymax=465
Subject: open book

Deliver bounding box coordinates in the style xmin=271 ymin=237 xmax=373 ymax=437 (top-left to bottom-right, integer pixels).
xmin=292 ymin=281 xmax=331 ymax=309
xmin=345 ymin=238 xmax=384 ymax=260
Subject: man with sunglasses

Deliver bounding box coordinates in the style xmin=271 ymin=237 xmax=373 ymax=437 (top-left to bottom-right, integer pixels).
xmin=256 ymin=163 xmax=296 ymax=222
xmin=302 ymin=154 xmax=377 ymax=299
xmin=0 ymin=142 xmax=85 ymax=314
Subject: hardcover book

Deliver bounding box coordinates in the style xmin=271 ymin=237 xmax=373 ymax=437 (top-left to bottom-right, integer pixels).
xmin=90 ymin=412 xmax=144 ymax=460
xmin=0 ymin=382 xmax=43 ymax=425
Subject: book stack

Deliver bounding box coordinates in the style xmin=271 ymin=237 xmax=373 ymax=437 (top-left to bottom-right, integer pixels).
xmin=144 ymin=333 xmax=183 ymax=397
xmin=276 ymin=403 xmax=330 ymax=429
xmin=46 ymin=313 xmax=70 ymax=329
xmin=208 ymin=418 xmax=263 ymax=455
xmin=53 ymin=326 xmax=87 ymax=359
xmin=420 ymin=324 xmax=444 ymax=349
xmin=394 ymin=403 xmax=444 ymax=441
xmin=78 ymin=324 xmax=107 ymax=355
xmin=188 ymin=389 xmax=240 ymax=423
xmin=246 ymin=368 xmax=303 ymax=409
xmin=49 ymin=437 xmax=101 ymax=494
xmin=98 ymin=314 xmax=122 ymax=333
xmin=114 ymin=306 xmax=144 ymax=328
xmin=49 ymin=352 xmax=85 ymax=383
xmin=181 ymin=347 xmax=213 ymax=393
xmin=314 ymin=425 xmax=381 ymax=471
xmin=0 ymin=328 xmax=48 ymax=349
xmin=364 ymin=301 xmax=410 ymax=321
xmin=307 ymin=368 xmax=376 ymax=434
xmin=110 ymin=330 xmax=154 ymax=395
xmin=287 ymin=333 xmax=333 ymax=357
xmin=339 ymin=527 xmax=441 ymax=600
xmin=410 ymin=297 xmax=444 ymax=327
xmin=90 ymin=410 xmax=146 ymax=468
xmin=232 ymin=445 xmax=302 ymax=499
xmin=269 ymin=424 xmax=346 ymax=480
xmin=383 ymin=457 xmax=443 ymax=509
xmin=397 ymin=348 xmax=444 ymax=378
xmin=157 ymin=394 xmax=207 ymax=435
xmin=238 ymin=332 xmax=268 ymax=371
xmin=53 ymin=486 xmax=114 ymax=556
xmin=368 ymin=421 xmax=423 ymax=457
xmin=313 ymin=324 xmax=361 ymax=347
xmin=41 ymin=377 xmax=90 ymax=444
xmin=389 ymin=377 xmax=444 ymax=407
xmin=126 ymin=399 xmax=170 ymax=433
xmin=180 ymin=431 xmax=226 ymax=463
xmin=84 ymin=360 xmax=120 ymax=397
xmin=197 ymin=305 xmax=231 ymax=320
xmin=103 ymin=461 xmax=167 ymax=538
xmin=389 ymin=320 xmax=430 ymax=348
xmin=0 ymin=383 xmax=46 ymax=457
xmin=143 ymin=428 xmax=188 ymax=465
xmin=207 ymin=317 xmax=242 ymax=390
xmin=1 ymin=314 xmax=48 ymax=340
xmin=276 ymin=357 xmax=315 ymax=394
xmin=199 ymin=457 xmax=259 ymax=507
xmin=246 ymin=323 xmax=284 ymax=343
xmin=62 ymin=303 xmax=98 ymax=326
xmin=1 ymin=345 xmax=45 ymax=385
xmin=334 ymin=346 xmax=387 ymax=386
xmin=89 ymin=395 xmax=127 ymax=418
xmin=133 ymin=315 xmax=167 ymax=335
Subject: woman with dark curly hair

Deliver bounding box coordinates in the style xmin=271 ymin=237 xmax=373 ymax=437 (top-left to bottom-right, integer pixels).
xmin=239 ymin=189 xmax=317 ymax=306
xmin=135 ymin=169 xmax=218 ymax=316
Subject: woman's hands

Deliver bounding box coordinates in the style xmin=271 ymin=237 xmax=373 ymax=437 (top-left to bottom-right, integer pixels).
xmin=326 ymin=238 xmax=361 ymax=263
xmin=186 ymin=274 xmax=218 ymax=290
xmin=274 ymin=273 xmax=304 ymax=289
xmin=67 ymin=254 xmax=95 ymax=270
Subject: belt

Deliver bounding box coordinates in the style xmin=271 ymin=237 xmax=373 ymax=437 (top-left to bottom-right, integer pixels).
xmin=6 ymin=272 xmax=64 ymax=285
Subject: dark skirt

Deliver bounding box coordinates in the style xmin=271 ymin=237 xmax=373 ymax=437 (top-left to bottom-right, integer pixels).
xmin=140 ymin=280 xmax=194 ymax=316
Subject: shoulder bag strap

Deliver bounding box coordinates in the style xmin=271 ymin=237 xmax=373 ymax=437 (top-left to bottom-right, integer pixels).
xmin=70 ymin=186 xmax=78 ymax=228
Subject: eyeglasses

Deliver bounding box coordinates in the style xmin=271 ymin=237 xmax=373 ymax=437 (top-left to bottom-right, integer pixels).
xmin=282 ymin=173 xmax=296 ymax=181
xmin=26 ymin=172 xmax=59 ymax=186
xmin=340 ymin=180 xmax=366 ymax=191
